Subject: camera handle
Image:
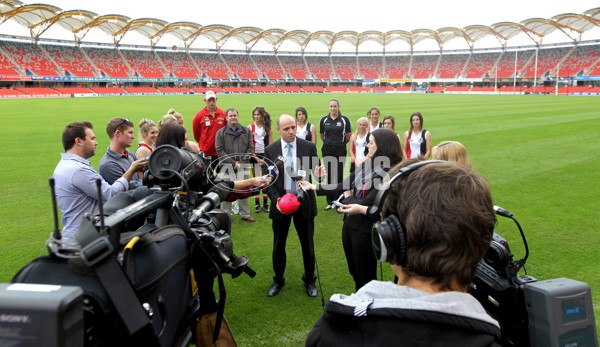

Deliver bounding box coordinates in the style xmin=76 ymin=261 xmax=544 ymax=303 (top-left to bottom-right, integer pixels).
xmin=221 ymin=254 xmax=256 ymax=279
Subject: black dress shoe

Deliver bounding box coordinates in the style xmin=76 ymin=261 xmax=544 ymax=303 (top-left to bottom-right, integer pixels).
xmin=267 ymin=282 xmax=284 ymax=297
xmin=306 ymin=283 xmax=318 ymax=297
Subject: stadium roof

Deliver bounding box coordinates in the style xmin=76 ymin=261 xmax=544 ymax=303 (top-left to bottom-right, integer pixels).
xmin=1 ymin=0 xmax=599 ymax=51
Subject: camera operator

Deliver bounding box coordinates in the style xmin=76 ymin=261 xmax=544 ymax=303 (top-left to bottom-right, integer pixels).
xmin=306 ymin=161 xmax=502 ymax=346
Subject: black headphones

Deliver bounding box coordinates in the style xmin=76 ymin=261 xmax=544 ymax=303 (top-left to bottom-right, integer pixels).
xmin=369 ymin=160 xmax=445 ymax=266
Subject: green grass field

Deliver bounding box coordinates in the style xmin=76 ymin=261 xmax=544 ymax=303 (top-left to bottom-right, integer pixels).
xmin=1 ymin=93 xmax=599 ymax=345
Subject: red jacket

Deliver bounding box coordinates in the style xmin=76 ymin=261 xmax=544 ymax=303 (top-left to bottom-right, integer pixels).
xmin=192 ymin=106 xmax=226 ymax=157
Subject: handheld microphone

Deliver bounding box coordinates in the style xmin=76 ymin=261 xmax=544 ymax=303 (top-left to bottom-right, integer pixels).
xmin=493 ymin=205 xmax=513 ymax=218
xmin=267 ymin=155 xmax=285 ymax=177
xmin=287 ymin=166 xmax=306 ymax=201
xmin=189 ymin=192 xmax=221 ymax=223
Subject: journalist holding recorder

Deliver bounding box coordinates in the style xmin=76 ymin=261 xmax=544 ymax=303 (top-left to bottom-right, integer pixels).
xmin=306 ymin=160 xmax=502 ymax=346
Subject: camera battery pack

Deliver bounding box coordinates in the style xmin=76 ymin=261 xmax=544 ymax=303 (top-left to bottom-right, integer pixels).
xmin=525 ymin=277 xmax=598 ymax=347
xmin=0 ymin=283 xmax=84 ymax=347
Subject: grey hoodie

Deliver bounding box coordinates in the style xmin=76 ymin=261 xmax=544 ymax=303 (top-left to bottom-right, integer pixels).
xmin=330 ymin=280 xmax=499 ymax=328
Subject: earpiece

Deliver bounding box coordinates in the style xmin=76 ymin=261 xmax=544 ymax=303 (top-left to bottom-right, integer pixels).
xmin=370 ymin=160 xmax=445 ymax=266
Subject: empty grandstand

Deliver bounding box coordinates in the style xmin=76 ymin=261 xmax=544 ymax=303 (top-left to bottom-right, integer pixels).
xmin=0 ymin=1 xmax=599 ymax=97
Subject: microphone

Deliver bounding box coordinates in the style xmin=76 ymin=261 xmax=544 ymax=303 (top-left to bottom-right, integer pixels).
xmin=188 ymin=182 xmax=232 ymax=222
xmin=267 ymin=155 xmax=285 ymax=177
xmin=286 ymin=165 xmax=306 ymax=201
xmin=493 ymin=205 xmax=513 ymax=218
xmin=208 ymin=181 xmax=232 ymax=202
xmin=49 ymin=178 xmax=62 ymax=241
xmin=189 ymin=192 xmax=221 ymax=223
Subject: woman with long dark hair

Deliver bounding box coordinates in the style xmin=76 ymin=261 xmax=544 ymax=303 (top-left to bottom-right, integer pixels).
xmin=301 ymin=128 xmax=402 ymax=290
xmin=248 ymin=106 xmax=274 ymax=213
xmin=402 ymin=111 xmax=432 ymax=160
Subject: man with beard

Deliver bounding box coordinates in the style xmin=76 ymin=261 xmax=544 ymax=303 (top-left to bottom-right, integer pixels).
xmin=53 ymin=121 xmax=146 ymax=241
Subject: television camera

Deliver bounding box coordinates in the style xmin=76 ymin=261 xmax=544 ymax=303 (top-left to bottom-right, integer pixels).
xmin=470 ymin=206 xmax=597 ymax=346
xmin=6 ymin=145 xmax=256 ymax=347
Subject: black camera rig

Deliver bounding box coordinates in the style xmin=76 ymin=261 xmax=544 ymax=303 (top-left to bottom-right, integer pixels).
xmin=8 ymin=144 xmax=255 ymax=346
xmin=470 ymin=206 xmax=597 ymax=346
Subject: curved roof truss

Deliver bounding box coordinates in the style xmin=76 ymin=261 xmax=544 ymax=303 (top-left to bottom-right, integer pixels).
xmin=1 ymin=2 xmax=599 ymax=52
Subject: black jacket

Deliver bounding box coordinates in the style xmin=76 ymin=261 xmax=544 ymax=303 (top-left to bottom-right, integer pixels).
xmin=306 ymin=281 xmax=502 ymax=347
xmin=263 ymin=138 xmax=321 ymax=220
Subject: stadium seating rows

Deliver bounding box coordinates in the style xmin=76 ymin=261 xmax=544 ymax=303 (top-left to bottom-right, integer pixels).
xmin=1 ymin=41 xmax=599 ymax=98
xmin=3 ymin=84 xmax=595 ymax=98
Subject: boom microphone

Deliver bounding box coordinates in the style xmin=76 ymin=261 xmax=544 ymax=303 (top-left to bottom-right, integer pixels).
xmin=208 ymin=181 xmax=233 ymax=202
xmin=188 ymin=182 xmax=231 ymax=223
xmin=189 ymin=192 xmax=221 ymax=223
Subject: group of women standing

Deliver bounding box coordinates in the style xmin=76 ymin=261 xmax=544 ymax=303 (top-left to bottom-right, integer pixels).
xmin=134 ymin=108 xmax=200 ymax=160
xmin=349 ymin=108 xmax=433 ymax=165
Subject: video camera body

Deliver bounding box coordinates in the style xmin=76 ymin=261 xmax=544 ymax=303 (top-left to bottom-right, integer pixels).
xmin=7 ymin=145 xmax=255 ymax=346
xmin=470 ymin=208 xmax=597 ymax=347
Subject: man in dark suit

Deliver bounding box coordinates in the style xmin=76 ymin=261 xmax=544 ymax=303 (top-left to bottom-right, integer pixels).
xmin=263 ymin=114 xmax=326 ymax=298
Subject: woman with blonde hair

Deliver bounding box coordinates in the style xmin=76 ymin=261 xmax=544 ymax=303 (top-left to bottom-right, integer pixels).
xmin=135 ymin=118 xmax=158 ymax=159
xmin=348 ymin=117 xmax=369 ymax=173
xmin=158 ymin=113 xmax=178 ymax=130
xmin=159 ymin=109 xmax=200 ymax=153
xmin=432 ymin=140 xmax=472 ymax=168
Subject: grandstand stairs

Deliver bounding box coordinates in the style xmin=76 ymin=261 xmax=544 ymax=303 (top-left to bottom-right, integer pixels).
xmin=118 ymin=50 xmax=135 ymax=78
xmin=78 ymin=47 xmax=101 ymax=78
xmin=40 ymin=45 xmax=66 ymax=77
xmin=188 ymin=52 xmax=203 ymax=79
xmin=0 ymin=46 xmax=24 ymax=77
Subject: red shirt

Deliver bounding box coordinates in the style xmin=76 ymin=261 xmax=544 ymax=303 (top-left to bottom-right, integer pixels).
xmin=192 ymin=106 xmax=226 ymax=157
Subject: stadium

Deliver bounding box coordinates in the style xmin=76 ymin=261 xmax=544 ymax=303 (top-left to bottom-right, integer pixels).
xmin=1 ymin=1 xmax=599 ymax=346
xmin=0 ymin=0 xmax=599 ymax=96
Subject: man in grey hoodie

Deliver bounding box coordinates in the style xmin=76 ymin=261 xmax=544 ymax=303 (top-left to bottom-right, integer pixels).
xmin=306 ymin=161 xmax=502 ymax=346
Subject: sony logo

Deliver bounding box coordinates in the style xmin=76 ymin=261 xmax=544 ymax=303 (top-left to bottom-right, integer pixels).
xmin=0 ymin=314 xmax=31 ymax=323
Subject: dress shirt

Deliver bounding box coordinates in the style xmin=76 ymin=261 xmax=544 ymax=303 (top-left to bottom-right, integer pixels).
xmin=53 ymin=153 xmax=129 ymax=240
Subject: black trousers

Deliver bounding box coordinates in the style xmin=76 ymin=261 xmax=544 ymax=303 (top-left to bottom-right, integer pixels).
xmin=342 ymin=222 xmax=377 ymax=291
xmin=271 ymin=210 xmax=316 ymax=285
xmin=321 ymin=144 xmax=347 ymax=204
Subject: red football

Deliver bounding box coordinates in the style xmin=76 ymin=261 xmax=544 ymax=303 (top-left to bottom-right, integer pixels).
xmin=278 ymin=193 xmax=300 ymax=215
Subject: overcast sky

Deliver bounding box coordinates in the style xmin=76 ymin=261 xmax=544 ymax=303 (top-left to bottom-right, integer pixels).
xmin=17 ymin=0 xmax=599 ymax=32
xmin=2 ymin=0 xmax=599 ymax=50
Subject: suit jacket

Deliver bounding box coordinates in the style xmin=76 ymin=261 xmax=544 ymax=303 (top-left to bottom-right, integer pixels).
xmin=263 ymin=138 xmax=320 ymax=220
